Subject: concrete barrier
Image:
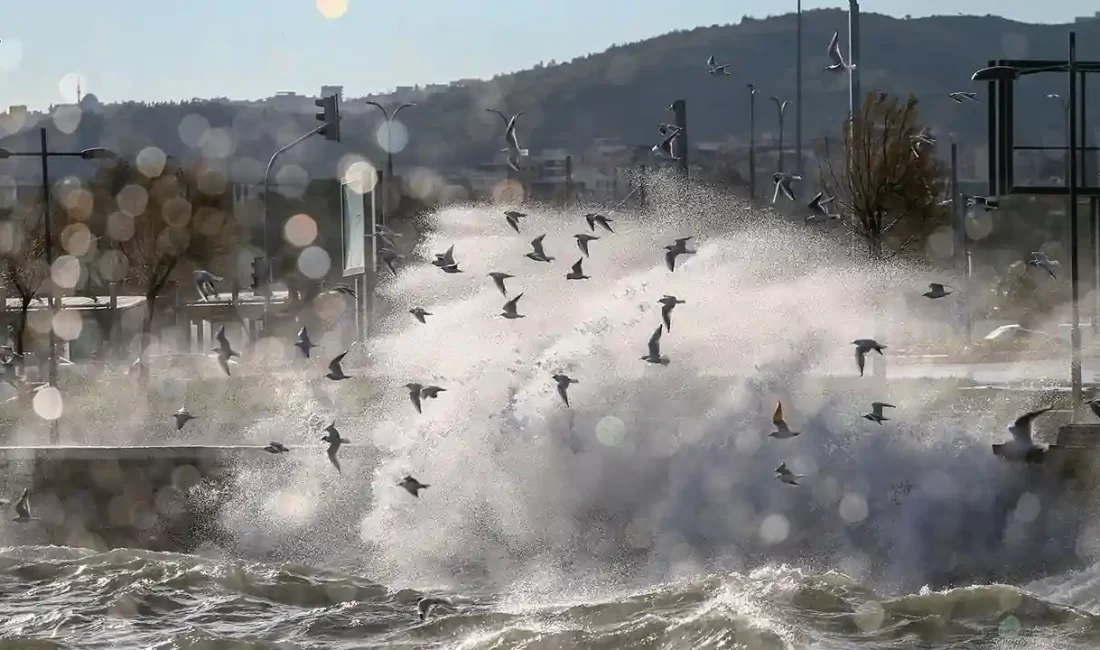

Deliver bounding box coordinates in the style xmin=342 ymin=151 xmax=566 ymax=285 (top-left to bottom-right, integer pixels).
xmin=0 ymin=445 xmax=373 ymax=552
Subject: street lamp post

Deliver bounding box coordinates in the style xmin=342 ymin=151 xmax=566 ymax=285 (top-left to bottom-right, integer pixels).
xmin=770 ymin=97 xmax=791 ymax=172
xmin=795 ymin=0 xmax=803 ymax=200
xmin=748 ymin=84 xmax=758 ymax=200
xmin=365 ymin=101 xmax=416 ymax=228
xmin=0 ymin=127 xmax=115 ymax=443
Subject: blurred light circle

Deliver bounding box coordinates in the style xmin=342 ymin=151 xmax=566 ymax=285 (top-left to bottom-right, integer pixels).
xmin=200 ymin=127 xmax=236 ymax=159
xmin=297 ymin=246 xmax=331 ymax=279
xmin=52 ymin=105 xmax=82 ymax=135
xmin=61 ymin=223 xmax=94 ymax=256
xmin=51 ymin=255 xmax=82 ymax=289
xmin=853 ymin=601 xmax=885 ymax=632
xmin=33 ymin=386 xmax=63 ymax=421
xmin=116 ymin=184 xmax=149 ymax=218
xmin=53 ymin=309 xmax=83 ymax=341
xmin=178 ymin=113 xmax=211 ymax=149
xmin=97 ymin=250 xmax=129 ymax=282
xmin=0 ymin=176 xmax=16 ymax=210
xmin=0 ymin=38 xmax=24 ymax=72
xmin=62 ymin=187 xmax=94 ymax=221
xmin=966 ymin=210 xmax=994 ymax=241
xmin=595 ymin=415 xmax=626 ymax=446
xmin=106 ymin=211 xmax=135 ymax=242
xmin=376 ymin=120 xmax=410 ymax=154
xmin=316 ymin=0 xmax=349 ymax=18
xmin=161 ymin=196 xmax=192 ymax=227
xmin=759 ymin=514 xmax=790 ymax=545
xmin=57 ymin=72 xmax=87 ymax=103
xmin=274 ymin=164 xmax=309 ymax=199
xmin=135 ymin=146 xmax=168 ymax=178
xmin=284 ymin=213 xmax=318 ymax=247
xmin=1015 ymin=492 xmax=1041 ymax=524
xmin=839 ymin=493 xmax=869 ymax=524
xmin=343 ymin=160 xmax=378 ymax=194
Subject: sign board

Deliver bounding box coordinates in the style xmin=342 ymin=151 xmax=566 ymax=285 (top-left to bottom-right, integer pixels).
xmin=341 ymin=181 xmax=369 ymax=277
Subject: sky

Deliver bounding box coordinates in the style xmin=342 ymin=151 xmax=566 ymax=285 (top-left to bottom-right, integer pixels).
xmin=1 ymin=0 xmax=1096 ymax=110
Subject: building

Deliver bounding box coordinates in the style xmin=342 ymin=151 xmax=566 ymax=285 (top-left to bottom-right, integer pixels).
xmin=320 ymin=85 xmax=344 ymax=101
xmin=1075 ymin=11 xmax=1100 ymax=22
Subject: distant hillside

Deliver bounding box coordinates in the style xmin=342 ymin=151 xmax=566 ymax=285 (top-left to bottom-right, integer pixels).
xmin=4 ymin=10 xmax=1100 ymax=182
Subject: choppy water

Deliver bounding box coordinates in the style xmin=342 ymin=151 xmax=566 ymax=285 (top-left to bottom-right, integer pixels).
xmin=3 ymin=177 xmax=1098 ymax=648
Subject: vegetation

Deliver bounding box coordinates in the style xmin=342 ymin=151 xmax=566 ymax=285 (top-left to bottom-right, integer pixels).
xmin=0 ymin=203 xmax=53 ymax=358
xmin=817 ymin=92 xmax=949 ymax=259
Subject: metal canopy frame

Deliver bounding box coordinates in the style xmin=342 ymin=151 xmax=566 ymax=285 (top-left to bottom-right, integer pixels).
xmin=986 ymin=57 xmax=1100 ymax=197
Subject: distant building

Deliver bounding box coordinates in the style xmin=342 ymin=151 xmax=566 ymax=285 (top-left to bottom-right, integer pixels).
xmin=273 ymin=92 xmax=309 ymax=113
xmin=1075 ymin=11 xmax=1100 ymax=22
xmin=320 ymin=85 xmax=344 ymax=101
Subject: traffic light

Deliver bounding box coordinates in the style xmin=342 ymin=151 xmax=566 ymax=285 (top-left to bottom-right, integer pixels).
xmin=314 ymin=94 xmax=341 ymax=142
xmin=251 ymin=256 xmax=270 ymax=298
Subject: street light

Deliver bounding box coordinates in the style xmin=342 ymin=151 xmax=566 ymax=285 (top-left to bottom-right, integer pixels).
xmin=0 ymin=128 xmax=117 ymax=443
xmin=795 ymin=0 xmax=803 ymax=200
xmin=365 ymin=101 xmax=416 ymax=227
xmin=747 ymin=84 xmax=758 ymax=200
xmin=770 ymin=96 xmax=791 ymax=173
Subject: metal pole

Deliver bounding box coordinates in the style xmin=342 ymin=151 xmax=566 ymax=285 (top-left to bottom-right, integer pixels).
xmin=849 ymin=0 xmax=861 ymax=121
xmin=40 ymin=127 xmax=58 ymax=443
xmin=1068 ymin=31 xmax=1082 ymax=420
xmin=748 ymin=86 xmax=757 ymax=200
xmin=951 ymin=143 xmax=972 ymax=347
xmin=795 ymin=0 xmax=803 ymax=200
xmin=383 ymin=123 xmax=392 ymax=229
xmin=777 ymin=105 xmax=785 ymax=173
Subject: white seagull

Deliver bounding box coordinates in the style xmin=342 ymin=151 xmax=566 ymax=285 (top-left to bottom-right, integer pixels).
xmin=863 ymin=401 xmax=896 ymax=425
xmin=773 ymin=172 xmax=801 ymax=203
xmin=825 ymin=31 xmax=853 ymax=72
xmin=642 ymin=325 xmax=670 ymax=365
xmin=1027 ymin=252 xmax=1060 ymax=279
xmin=770 ymin=401 xmax=801 ymax=439
xmin=706 ymin=55 xmax=732 ymax=75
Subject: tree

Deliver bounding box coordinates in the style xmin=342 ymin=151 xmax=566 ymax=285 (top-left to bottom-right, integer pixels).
xmin=96 ymin=157 xmax=238 ymax=375
xmin=816 ymin=92 xmax=950 ymax=260
xmin=0 ymin=202 xmax=54 ymax=360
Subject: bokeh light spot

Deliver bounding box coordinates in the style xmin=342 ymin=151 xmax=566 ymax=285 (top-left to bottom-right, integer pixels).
xmin=284 ymin=213 xmax=318 ymax=247
xmin=297 ymin=246 xmax=331 ymax=279
xmin=116 ymin=184 xmax=149 ymax=218
xmin=53 ymin=310 xmax=83 ymax=341
xmin=51 ymin=255 xmax=82 ymax=290
xmin=595 ymin=415 xmax=626 ymax=446
xmin=107 ymin=211 xmax=135 ymax=242
xmin=178 ymin=113 xmax=211 ymax=149
xmin=343 ymin=160 xmax=378 ymax=194
xmin=759 ymin=514 xmax=790 ymax=545
xmin=839 ymin=493 xmax=869 ymax=524
xmin=135 ymin=147 xmax=168 ymax=178
xmin=33 ymin=386 xmax=63 ymax=421
xmin=376 ymin=120 xmax=410 ymax=154
xmin=61 ymin=223 xmax=94 ymax=257
xmin=58 ymin=72 xmax=88 ymax=104
xmin=97 ymin=250 xmax=129 ymax=282
xmin=316 ymin=0 xmax=349 ymax=19
xmin=51 ymin=105 xmax=82 ymax=135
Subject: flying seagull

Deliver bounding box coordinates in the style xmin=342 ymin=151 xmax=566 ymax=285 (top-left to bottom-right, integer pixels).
xmin=420 ymin=385 xmax=446 ymax=402
xmin=658 ymin=295 xmax=685 ymax=333
xmin=863 ymin=401 xmax=896 ymax=425
xmin=949 ymin=91 xmax=980 ymax=103
xmin=417 ymin=597 xmax=450 ymax=621
xmin=964 ymin=195 xmax=999 ymax=211
xmin=11 ymin=488 xmax=35 ymax=522
xmin=487 ymin=272 xmax=514 ymax=297
xmin=575 ymin=233 xmax=599 ymax=257
xmin=993 ymin=407 xmax=1052 ymax=463
xmin=405 ymin=382 xmax=424 ymax=414
xmin=263 ymin=441 xmax=289 ymax=454
xmin=653 ymin=126 xmax=682 ymax=159
xmin=923 ymin=283 xmax=953 ymax=299
xmin=432 ymin=245 xmax=457 ymax=269
xmin=193 ymin=270 xmax=222 ymax=302
xmin=213 ymin=326 xmax=239 ymax=376
xmin=775 ymin=463 xmax=801 ymax=486
xmin=487 ymin=109 xmax=528 ymax=171
xmin=825 ymin=31 xmax=853 ymax=72
xmin=295 ymin=327 xmax=318 ymax=357
xmin=399 ymin=475 xmax=429 ymax=498
xmin=853 ymin=339 xmax=886 ymax=377
xmin=642 ymin=325 xmax=670 ymax=365
xmin=552 ymin=373 xmax=578 ymax=406
xmin=806 ymin=192 xmax=838 ymax=222
xmin=372 ymin=224 xmax=401 ymax=249
xmin=409 ymin=307 xmax=432 ymax=324
xmin=773 ymin=172 xmax=801 ymax=203
xmin=526 ymin=234 xmax=554 ymax=262
xmin=321 ymin=422 xmax=347 ymax=473
xmin=379 ymin=247 xmax=404 ymax=276
xmin=585 ymin=213 xmax=615 ymax=233
xmin=326 ymin=351 xmax=350 ymax=380
xmin=504 ymin=210 xmax=526 ymax=233
xmin=1027 ymin=251 xmax=1060 ymax=279
xmin=706 ymin=55 xmax=732 ymax=76
xmin=664 ymin=237 xmax=695 ymax=272
xmin=565 ymin=258 xmax=590 ymax=281
xmin=173 ymin=407 xmax=196 ymax=431
xmin=770 ymin=401 xmax=801 ymax=439
xmin=501 ymin=293 xmax=525 ymax=319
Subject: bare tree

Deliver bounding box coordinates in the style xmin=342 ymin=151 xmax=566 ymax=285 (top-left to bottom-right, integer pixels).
xmin=817 ymin=92 xmax=949 ymax=260
xmin=0 ymin=204 xmax=53 ymax=359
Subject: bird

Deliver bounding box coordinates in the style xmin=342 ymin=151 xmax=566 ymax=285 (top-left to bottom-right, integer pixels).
xmin=440 ymin=263 xmax=463 ymax=274
xmin=806 ymin=192 xmax=838 ymax=222
xmin=653 ymin=126 xmax=682 ymax=159
xmin=212 ymin=326 xmax=239 ymax=376
xmin=487 ymin=109 xmax=529 ymax=171
xmin=326 ymin=351 xmax=350 ymax=380
xmin=585 ymin=213 xmax=615 ymax=233
xmin=432 ymin=245 xmax=457 ymax=269
xmin=658 ymin=295 xmax=685 ymax=333
xmin=863 ymin=401 xmax=896 ymax=425
xmin=773 ymin=172 xmax=801 ymax=203
xmin=992 ymin=407 xmax=1053 ymax=464
xmin=420 ymin=385 xmax=446 ymax=401
xmin=379 ymin=247 xmax=404 ymax=276
xmin=417 ymin=597 xmax=451 ymax=621
xmin=949 ymin=91 xmax=980 ymax=103
xmin=664 ymin=237 xmax=695 ymax=272
xmin=504 ymin=210 xmax=526 ymax=233
xmin=263 ymin=441 xmax=289 ymax=454
xmin=910 ymin=131 xmax=936 ymax=158
xmin=964 ymin=195 xmax=999 ymax=211
xmin=399 ymin=475 xmax=429 ymax=498
xmin=706 ymin=55 xmax=732 ymax=75
xmin=410 ymin=307 xmax=432 ymax=324
xmin=552 ymin=373 xmax=578 ymax=406
xmin=923 ymin=283 xmax=953 ymax=299
xmin=487 ymin=272 xmax=514 ymax=297
xmin=770 ymin=401 xmax=801 ymax=439
xmin=329 ymin=285 xmax=357 ymax=299
xmin=775 ymin=463 xmax=801 ymax=486
xmin=565 ymin=258 xmax=590 ymax=281
xmin=853 ymin=339 xmax=886 ymax=377
xmin=11 ymin=488 xmax=35 ymax=522
xmin=526 ymin=234 xmax=554 ymax=262
xmin=642 ymin=325 xmax=670 ymax=365
xmin=321 ymin=422 xmax=347 ymax=473
xmin=193 ymin=270 xmax=222 ymax=302
xmin=825 ymin=31 xmax=853 ymax=72
xmin=1027 ymin=252 xmax=1060 ymax=279
xmin=295 ymin=327 xmax=318 ymax=357
xmin=373 ymin=224 xmax=401 ymax=249
xmin=172 ymin=407 xmax=196 ymax=431
xmin=501 ymin=293 xmax=525 ymax=319
xmin=405 ymin=382 xmax=424 ymax=414
xmin=575 ymin=233 xmax=599 ymax=257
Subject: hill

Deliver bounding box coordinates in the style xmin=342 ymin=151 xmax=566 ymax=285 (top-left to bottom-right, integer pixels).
xmin=3 ymin=10 xmax=1100 ymax=183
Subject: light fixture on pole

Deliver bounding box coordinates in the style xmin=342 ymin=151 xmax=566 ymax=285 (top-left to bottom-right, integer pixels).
xmin=770 ymin=96 xmax=791 ymax=173
xmin=365 ymin=101 xmax=416 ymax=228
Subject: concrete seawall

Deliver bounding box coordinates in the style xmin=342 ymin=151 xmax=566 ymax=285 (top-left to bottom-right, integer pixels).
xmin=0 ymin=445 xmax=374 ymax=552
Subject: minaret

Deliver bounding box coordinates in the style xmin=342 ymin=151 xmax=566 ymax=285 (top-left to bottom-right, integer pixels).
xmin=76 ymin=79 xmax=82 ymax=103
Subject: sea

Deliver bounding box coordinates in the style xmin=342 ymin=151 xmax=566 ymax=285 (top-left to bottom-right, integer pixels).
xmin=2 ymin=178 xmax=1097 ymax=649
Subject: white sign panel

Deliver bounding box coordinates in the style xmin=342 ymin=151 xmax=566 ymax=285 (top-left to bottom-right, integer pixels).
xmin=342 ymin=182 xmax=366 ymax=276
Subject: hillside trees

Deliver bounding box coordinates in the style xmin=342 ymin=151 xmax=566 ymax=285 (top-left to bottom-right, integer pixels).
xmin=0 ymin=201 xmax=54 ymax=358
xmin=817 ymin=92 xmax=950 ymax=260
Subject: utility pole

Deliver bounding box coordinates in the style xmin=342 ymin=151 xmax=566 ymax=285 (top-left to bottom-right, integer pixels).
xmin=670 ymin=100 xmax=688 ymax=176
xmin=748 ymin=85 xmax=757 ymax=200
xmin=795 ymin=0 xmax=803 ymax=200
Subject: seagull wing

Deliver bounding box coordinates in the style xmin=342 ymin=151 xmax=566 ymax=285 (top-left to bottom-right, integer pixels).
xmin=855 ymin=347 xmax=866 ymax=376
xmin=486 ymin=108 xmax=509 ymax=126
xmin=557 ymin=382 xmax=570 ymax=406
xmin=707 ymin=55 xmax=716 ymax=67
xmin=410 ymin=389 xmax=422 ymax=414
xmin=772 ymin=401 xmax=786 ymax=428
xmin=503 ymin=293 xmax=522 ymax=316
xmin=828 ymin=31 xmax=843 ymax=64
xmin=1011 ymin=407 xmax=1052 ymax=444
xmin=13 ymin=488 xmax=29 ymax=519
xmin=665 ymin=249 xmax=677 ymax=272
xmin=571 ymin=258 xmax=584 ymax=275
xmin=328 ymin=351 xmax=348 ymax=375
xmin=647 ymin=325 xmax=663 ymax=358
xmin=217 ymin=354 xmax=231 ymax=377
xmin=779 ymin=177 xmax=796 ymax=202
xmin=531 ymin=235 xmax=547 ymax=257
